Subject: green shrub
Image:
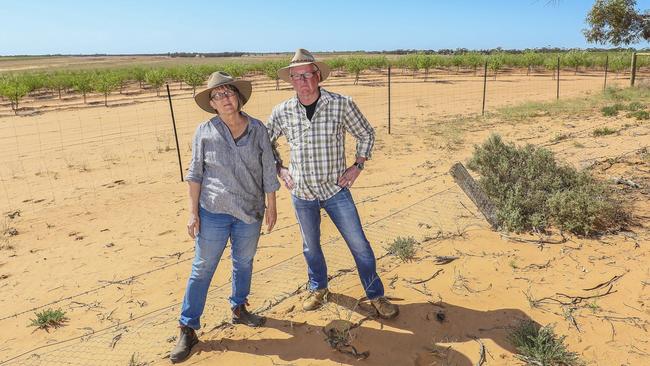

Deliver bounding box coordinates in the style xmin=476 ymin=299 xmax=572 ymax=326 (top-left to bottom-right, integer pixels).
xmin=592 ymin=127 xmax=617 ymax=136
xmin=467 ymin=134 xmax=628 ymax=235
xmin=600 ymin=105 xmax=619 ymax=116
xmin=628 ymin=110 xmax=650 ymax=120
xmin=627 ymin=101 xmax=645 ymax=111
xmin=29 ymin=308 xmax=68 ymax=331
xmin=385 ymin=236 xmax=417 ymax=262
xmin=508 ymin=321 xmax=583 ymax=366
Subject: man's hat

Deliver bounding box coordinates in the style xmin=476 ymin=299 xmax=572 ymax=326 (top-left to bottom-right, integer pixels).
xmin=277 ymin=48 xmax=330 ymax=83
xmin=194 ymin=71 xmax=252 ymax=114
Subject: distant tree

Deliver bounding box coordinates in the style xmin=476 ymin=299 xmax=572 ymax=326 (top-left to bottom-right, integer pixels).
xmin=584 ymin=0 xmax=650 ymax=45
xmin=144 ymin=69 xmax=165 ymax=97
xmin=92 ymin=72 xmax=120 ymax=107
xmin=72 ymin=72 xmax=94 ymax=104
xmin=181 ymin=66 xmax=206 ymax=96
xmin=0 ymin=75 xmax=29 ymax=114
xmin=261 ymin=60 xmax=286 ymax=90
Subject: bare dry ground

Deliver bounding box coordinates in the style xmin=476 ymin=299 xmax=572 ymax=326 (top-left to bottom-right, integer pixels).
xmin=0 ymin=62 xmax=648 ymax=366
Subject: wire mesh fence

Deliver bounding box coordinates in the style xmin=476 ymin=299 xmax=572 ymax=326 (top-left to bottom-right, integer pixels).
xmin=0 ymin=64 xmax=633 ymax=365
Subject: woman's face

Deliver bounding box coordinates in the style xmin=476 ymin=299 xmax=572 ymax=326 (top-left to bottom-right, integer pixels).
xmin=208 ymin=86 xmax=239 ymax=115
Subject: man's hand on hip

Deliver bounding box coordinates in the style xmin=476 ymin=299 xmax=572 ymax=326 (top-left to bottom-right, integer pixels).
xmin=338 ymin=165 xmax=361 ymax=188
xmin=277 ymin=166 xmax=295 ymax=190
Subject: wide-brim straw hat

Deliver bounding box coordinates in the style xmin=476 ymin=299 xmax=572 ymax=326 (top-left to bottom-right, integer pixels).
xmin=194 ymin=71 xmax=252 ymax=114
xmin=278 ymin=48 xmax=330 ymax=83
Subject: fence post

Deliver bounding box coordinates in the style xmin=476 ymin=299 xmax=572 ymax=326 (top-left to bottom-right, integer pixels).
xmin=603 ymin=55 xmax=609 ymax=90
xmin=387 ymin=65 xmax=391 ymax=134
xmin=556 ymin=56 xmax=560 ymax=100
xmin=631 ymin=52 xmax=637 ymax=87
xmin=481 ymin=61 xmax=488 ymax=116
xmin=166 ymin=83 xmax=184 ymax=182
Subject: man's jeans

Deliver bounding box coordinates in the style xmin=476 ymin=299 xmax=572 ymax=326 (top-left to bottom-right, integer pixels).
xmin=179 ymin=207 xmax=262 ymax=330
xmin=292 ymin=188 xmax=384 ymax=300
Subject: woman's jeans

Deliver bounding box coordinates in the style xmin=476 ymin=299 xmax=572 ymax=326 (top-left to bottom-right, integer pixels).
xmin=291 ymin=188 xmax=384 ymax=300
xmin=179 ymin=207 xmax=262 ymax=330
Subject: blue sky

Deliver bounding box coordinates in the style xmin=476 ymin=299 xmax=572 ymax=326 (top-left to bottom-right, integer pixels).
xmin=2 ymin=0 xmax=649 ymax=55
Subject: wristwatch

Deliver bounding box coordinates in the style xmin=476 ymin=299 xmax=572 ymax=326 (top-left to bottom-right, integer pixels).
xmin=353 ymin=162 xmax=365 ymax=170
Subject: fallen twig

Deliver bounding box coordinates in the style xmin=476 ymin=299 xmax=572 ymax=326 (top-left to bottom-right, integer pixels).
xmin=404 ymin=269 xmax=444 ymax=284
xmin=583 ymin=273 xmax=626 ymax=291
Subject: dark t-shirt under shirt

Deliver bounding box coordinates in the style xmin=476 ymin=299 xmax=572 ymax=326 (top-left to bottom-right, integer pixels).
xmin=301 ymin=92 xmax=321 ymax=121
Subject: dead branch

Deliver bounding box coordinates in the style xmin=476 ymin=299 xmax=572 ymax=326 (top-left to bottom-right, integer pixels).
xmin=404 ymin=269 xmax=444 ymax=284
xmin=433 ymin=256 xmax=459 ymax=265
xmin=582 ymin=273 xmax=626 ymax=291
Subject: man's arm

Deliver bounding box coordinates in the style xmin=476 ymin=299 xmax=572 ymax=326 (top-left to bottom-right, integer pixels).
xmin=338 ymin=97 xmax=374 ymax=188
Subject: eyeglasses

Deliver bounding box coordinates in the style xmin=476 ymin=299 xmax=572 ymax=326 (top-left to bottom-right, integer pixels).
xmin=289 ymin=70 xmax=319 ymax=81
xmin=211 ymin=90 xmax=237 ymax=100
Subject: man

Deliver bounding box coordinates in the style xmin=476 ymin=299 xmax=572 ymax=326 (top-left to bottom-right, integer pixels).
xmin=267 ymin=49 xmax=398 ymax=319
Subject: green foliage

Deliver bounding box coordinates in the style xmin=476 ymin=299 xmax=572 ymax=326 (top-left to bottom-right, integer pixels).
xmin=144 ymin=69 xmax=165 ymax=97
xmin=92 ymin=72 xmax=120 ymax=106
xmin=0 ymin=75 xmax=30 ymax=113
xmin=385 ymin=236 xmax=417 ymax=262
xmin=628 ymin=109 xmax=650 ymax=119
xmin=181 ymin=65 xmax=207 ymax=96
xmin=29 ymin=308 xmax=68 ymax=331
xmin=467 ymin=134 xmax=628 ymax=235
xmin=592 ymin=127 xmax=618 ymax=136
xmin=584 ymin=0 xmax=648 ymax=45
xmin=508 ymin=322 xmax=583 ymax=366
xmin=601 ymin=105 xmax=620 ymax=116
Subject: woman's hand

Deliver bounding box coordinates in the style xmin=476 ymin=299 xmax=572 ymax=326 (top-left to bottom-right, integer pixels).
xmin=265 ymin=204 xmax=277 ymax=233
xmin=187 ymin=212 xmax=200 ymax=239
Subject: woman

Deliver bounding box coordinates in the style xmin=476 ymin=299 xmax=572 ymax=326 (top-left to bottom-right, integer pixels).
xmin=170 ymin=71 xmax=280 ymax=363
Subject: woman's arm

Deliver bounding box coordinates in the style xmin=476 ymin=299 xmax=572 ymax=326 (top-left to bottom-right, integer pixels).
xmin=187 ymin=180 xmax=201 ymax=239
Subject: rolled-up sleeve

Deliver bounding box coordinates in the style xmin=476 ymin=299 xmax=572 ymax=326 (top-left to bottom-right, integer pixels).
xmin=259 ymin=125 xmax=281 ymax=193
xmin=266 ymin=108 xmax=284 ymax=166
xmin=185 ymin=125 xmax=204 ymax=183
xmin=342 ymin=97 xmax=375 ymax=159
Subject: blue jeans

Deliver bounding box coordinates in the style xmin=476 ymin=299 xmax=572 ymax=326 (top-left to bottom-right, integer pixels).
xmin=292 ymin=188 xmax=384 ymax=300
xmin=179 ymin=207 xmax=262 ymax=330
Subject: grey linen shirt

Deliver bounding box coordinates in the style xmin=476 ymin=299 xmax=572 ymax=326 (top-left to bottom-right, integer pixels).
xmin=186 ymin=113 xmax=280 ymax=224
xmin=267 ymin=88 xmax=375 ymax=201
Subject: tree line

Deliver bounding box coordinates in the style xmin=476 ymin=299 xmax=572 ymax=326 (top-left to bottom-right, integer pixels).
xmin=0 ymin=51 xmax=640 ymax=114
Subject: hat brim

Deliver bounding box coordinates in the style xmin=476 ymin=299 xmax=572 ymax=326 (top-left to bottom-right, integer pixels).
xmin=194 ymin=80 xmax=252 ymax=114
xmin=278 ymin=61 xmax=330 ymax=83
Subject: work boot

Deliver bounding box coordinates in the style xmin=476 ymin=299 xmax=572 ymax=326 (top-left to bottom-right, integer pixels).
xmin=170 ymin=325 xmax=199 ymax=363
xmin=370 ymin=297 xmax=399 ymax=319
xmin=232 ymin=303 xmax=266 ymax=327
xmin=302 ymin=288 xmax=329 ymax=311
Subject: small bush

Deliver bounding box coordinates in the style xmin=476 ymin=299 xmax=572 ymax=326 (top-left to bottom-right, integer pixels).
xmin=385 ymin=236 xmax=417 ymax=262
xmin=592 ymin=127 xmax=617 ymax=136
xmin=29 ymin=308 xmax=68 ymax=331
xmin=467 ymin=134 xmax=628 ymax=235
xmin=508 ymin=321 xmax=583 ymax=366
xmin=600 ymin=105 xmax=619 ymax=116
xmin=627 ymin=101 xmax=645 ymax=111
xmin=628 ymin=110 xmax=650 ymax=120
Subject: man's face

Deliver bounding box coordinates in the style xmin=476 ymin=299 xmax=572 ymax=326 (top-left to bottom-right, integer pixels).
xmin=289 ymin=64 xmax=320 ymax=99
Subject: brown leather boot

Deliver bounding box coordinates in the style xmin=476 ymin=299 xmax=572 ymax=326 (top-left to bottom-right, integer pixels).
xmin=302 ymin=288 xmax=329 ymax=311
xmin=232 ymin=304 xmax=266 ymax=327
xmin=170 ymin=325 xmax=199 ymax=363
xmin=370 ymin=297 xmax=399 ymax=319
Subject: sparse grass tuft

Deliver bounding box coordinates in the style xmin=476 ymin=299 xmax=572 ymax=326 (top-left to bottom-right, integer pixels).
xmin=550 ymin=133 xmax=571 ymax=143
xmin=592 ymin=127 xmax=617 ymax=137
xmin=29 ymin=308 xmax=68 ymax=331
xmin=128 ymin=353 xmax=149 ymax=366
xmin=600 ymin=105 xmax=619 ymax=116
xmin=508 ymin=321 xmax=583 ymax=366
xmin=385 ymin=236 xmax=418 ymax=262
xmin=627 ymin=110 xmax=650 ymax=120
xmin=467 ymin=134 xmax=629 ymax=236
xmin=626 ymin=101 xmax=645 ymax=111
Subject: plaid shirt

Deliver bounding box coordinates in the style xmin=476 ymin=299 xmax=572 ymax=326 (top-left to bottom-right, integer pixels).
xmin=267 ymin=88 xmax=375 ymax=200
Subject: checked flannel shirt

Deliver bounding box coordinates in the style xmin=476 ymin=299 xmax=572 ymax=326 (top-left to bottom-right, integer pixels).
xmin=267 ymin=88 xmax=375 ymax=200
